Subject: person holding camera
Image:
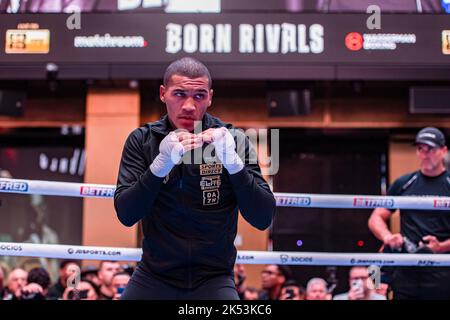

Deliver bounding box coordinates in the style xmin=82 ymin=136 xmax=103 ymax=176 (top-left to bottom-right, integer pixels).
xmin=47 ymin=260 xmax=80 ymax=299
xmin=62 ymin=280 xmax=99 ymax=300
xmin=20 ymin=267 xmax=51 ymax=300
xmin=279 ymin=279 xmax=304 ymax=300
xmin=368 ymin=127 xmax=450 ymax=299
xmin=333 ymin=267 xmax=386 ymax=300
xmin=2 ymin=267 xmax=52 ymax=300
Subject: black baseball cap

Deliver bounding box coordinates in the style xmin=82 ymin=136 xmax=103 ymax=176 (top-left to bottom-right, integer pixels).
xmin=414 ymin=127 xmax=446 ymax=148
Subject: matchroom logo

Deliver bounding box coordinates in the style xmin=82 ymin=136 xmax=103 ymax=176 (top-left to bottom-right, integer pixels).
xmin=443 ymin=31 xmax=450 ymax=55
xmin=74 ymin=34 xmax=148 ymax=48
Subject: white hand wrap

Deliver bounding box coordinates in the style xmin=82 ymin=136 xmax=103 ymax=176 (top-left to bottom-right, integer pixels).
xmin=150 ymin=132 xmax=185 ymax=178
xmin=212 ymin=127 xmax=244 ymax=175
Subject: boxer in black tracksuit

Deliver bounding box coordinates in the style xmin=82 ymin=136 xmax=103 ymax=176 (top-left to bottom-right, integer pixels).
xmin=114 ymin=57 xmax=276 ymax=299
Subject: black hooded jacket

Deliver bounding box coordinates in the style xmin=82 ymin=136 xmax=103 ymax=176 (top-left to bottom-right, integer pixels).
xmin=114 ymin=113 xmax=276 ymax=289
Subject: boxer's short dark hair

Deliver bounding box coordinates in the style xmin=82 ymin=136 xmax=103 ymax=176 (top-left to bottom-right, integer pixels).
xmin=163 ymin=57 xmax=212 ymax=89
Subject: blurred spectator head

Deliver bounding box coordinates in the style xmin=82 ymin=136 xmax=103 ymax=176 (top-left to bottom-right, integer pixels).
xmin=233 ymin=263 xmax=247 ymax=296
xmin=306 ymin=277 xmax=329 ymax=300
xmin=261 ymin=264 xmax=290 ymax=289
xmin=58 ymin=260 xmax=80 ymax=288
xmin=112 ymin=271 xmax=131 ymax=300
xmin=242 ymin=287 xmax=260 ymax=300
xmin=7 ymin=268 xmax=28 ymax=295
xmin=81 ymin=266 xmax=101 ymax=287
xmin=279 ymin=280 xmax=304 ymax=300
xmin=261 ymin=265 xmax=282 ymax=289
xmin=261 ymin=264 xmax=291 ymax=299
xmin=63 ymin=280 xmax=99 ymax=300
xmin=348 ymin=266 xmax=371 ymax=295
xmin=98 ymin=261 xmax=122 ymax=286
xmin=98 ymin=261 xmax=122 ymax=299
xmin=27 ymin=267 xmax=51 ymax=296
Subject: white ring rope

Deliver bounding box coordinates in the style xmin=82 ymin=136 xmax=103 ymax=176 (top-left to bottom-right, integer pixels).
xmin=1 ymin=178 xmax=450 ymax=267
xmin=2 ymin=178 xmax=450 ymax=210
xmin=0 ymin=242 xmax=449 ymax=267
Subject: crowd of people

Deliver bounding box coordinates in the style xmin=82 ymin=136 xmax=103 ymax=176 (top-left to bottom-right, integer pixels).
xmin=235 ymin=264 xmax=388 ymax=301
xmin=0 ymin=260 xmax=131 ymax=300
xmin=0 ymin=259 xmax=389 ymax=300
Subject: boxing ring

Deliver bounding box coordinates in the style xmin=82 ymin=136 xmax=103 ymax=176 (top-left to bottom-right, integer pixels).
xmin=1 ymin=177 xmax=450 ymax=267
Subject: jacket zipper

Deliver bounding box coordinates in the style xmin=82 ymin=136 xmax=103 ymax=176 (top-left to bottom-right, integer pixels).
xmin=178 ymin=164 xmax=193 ymax=288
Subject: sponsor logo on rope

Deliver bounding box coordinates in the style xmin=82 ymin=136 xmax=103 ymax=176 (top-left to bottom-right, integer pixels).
xmin=353 ymin=197 xmax=394 ymax=208
xmin=289 ymin=256 xmax=313 ymax=263
xmin=0 ymin=244 xmax=23 ymax=252
xmin=67 ymin=248 xmax=121 ymax=256
xmin=350 ymin=259 xmax=395 ymax=265
xmin=80 ymin=186 xmax=115 ymax=197
xmin=276 ymin=196 xmax=311 ymax=207
xmin=237 ymin=255 xmax=255 ymax=261
xmin=0 ymin=180 xmax=28 ymax=192
xmin=280 ymin=254 xmax=289 ymax=264
xmin=279 ymin=254 xmax=313 ymax=264
xmin=433 ymin=199 xmax=450 ymax=208
xmin=417 ymin=260 xmax=440 ymax=266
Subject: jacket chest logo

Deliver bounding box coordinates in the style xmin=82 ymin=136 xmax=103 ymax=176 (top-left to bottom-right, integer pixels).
xmin=201 ymin=175 xmax=221 ymax=206
xmin=200 ymin=175 xmax=221 ymax=190
xmin=203 ymin=190 xmax=220 ymax=206
xmin=200 ymin=163 xmax=223 ymax=176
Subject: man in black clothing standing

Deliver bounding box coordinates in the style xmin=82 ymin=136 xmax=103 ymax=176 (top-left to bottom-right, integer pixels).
xmin=369 ymin=127 xmax=450 ymax=299
xmin=114 ymin=57 xmax=276 ymax=299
